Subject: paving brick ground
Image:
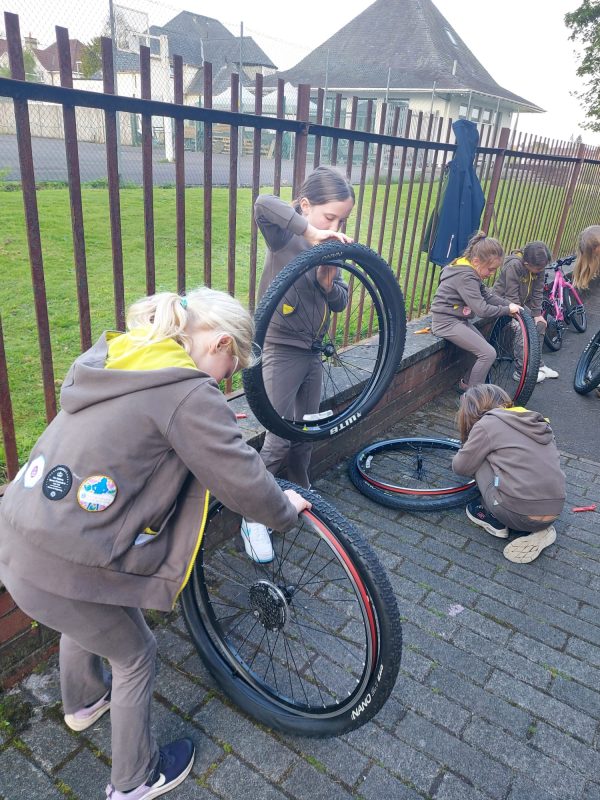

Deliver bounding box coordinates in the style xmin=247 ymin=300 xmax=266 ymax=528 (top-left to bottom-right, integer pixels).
xmin=1 ymin=386 xmax=600 ymax=800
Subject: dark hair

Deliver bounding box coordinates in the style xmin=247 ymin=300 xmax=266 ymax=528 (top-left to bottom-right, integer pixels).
xmin=293 ymin=165 xmax=355 ymax=211
xmin=462 ymin=231 xmax=504 ymax=264
xmin=456 ymin=383 xmax=513 ymax=443
xmin=522 ymin=241 xmax=551 ymax=268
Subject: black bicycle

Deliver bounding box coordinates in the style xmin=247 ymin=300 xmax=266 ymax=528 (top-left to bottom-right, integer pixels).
xmin=486 ymin=310 xmax=540 ymax=404
xmin=573 ymin=328 xmax=600 ymax=394
xmin=348 ymin=436 xmax=479 ymax=511
xmin=243 ymin=242 xmax=406 ymax=441
xmin=180 ymin=480 xmax=402 ymax=737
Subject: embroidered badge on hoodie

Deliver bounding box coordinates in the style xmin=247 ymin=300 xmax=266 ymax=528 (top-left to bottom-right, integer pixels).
xmin=77 ymin=475 xmax=117 ymax=512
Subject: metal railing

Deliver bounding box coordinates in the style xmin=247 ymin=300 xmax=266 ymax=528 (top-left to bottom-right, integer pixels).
xmin=2 ymin=9 xmax=600 ymax=479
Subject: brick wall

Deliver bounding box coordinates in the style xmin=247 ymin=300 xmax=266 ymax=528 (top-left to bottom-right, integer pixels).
xmin=0 ymin=321 xmax=469 ymax=688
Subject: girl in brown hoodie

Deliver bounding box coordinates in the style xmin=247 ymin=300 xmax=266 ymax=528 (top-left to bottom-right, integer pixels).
xmin=430 ymin=232 xmax=521 ymax=391
xmin=452 ymin=384 xmax=565 ymax=563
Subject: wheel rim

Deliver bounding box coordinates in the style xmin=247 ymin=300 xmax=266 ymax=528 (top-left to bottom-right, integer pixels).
xmin=583 ymin=338 xmax=600 ymax=386
xmin=260 ymin=261 xmax=389 ymax=433
xmin=487 ymin=316 xmax=528 ymax=401
xmin=355 ymin=437 xmax=475 ymax=498
xmin=189 ymin=504 xmax=378 ymax=718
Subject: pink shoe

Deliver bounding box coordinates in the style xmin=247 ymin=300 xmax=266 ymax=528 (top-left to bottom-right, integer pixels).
xmin=64 ymin=689 xmax=111 ymax=731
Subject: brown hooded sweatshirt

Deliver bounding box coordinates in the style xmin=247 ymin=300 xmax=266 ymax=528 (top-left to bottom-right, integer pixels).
xmin=0 ymin=333 xmax=298 ymax=611
xmin=430 ymin=259 xmax=510 ymax=327
xmin=493 ymin=252 xmax=544 ymax=317
xmin=452 ymin=407 xmax=566 ymax=516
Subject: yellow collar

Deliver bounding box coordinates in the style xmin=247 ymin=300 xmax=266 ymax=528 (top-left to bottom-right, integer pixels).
xmin=105 ymin=328 xmax=197 ymax=371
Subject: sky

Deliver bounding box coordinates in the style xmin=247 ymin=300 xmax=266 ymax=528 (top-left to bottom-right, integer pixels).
xmin=2 ymin=0 xmax=598 ymax=144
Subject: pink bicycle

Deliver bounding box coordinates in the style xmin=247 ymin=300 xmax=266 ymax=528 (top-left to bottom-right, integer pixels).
xmin=542 ymin=255 xmax=587 ymax=351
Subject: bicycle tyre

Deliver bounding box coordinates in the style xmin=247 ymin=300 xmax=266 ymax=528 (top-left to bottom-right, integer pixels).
xmin=243 ymin=242 xmax=406 ymax=441
xmin=542 ymin=299 xmax=562 ymax=352
xmin=563 ymin=286 xmax=587 ymax=333
xmin=348 ymin=437 xmax=479 ymax=511
xmin=486 ymin=311 xmax=540 ymax=405
xmin=179 ymin=480 xmax=402 ymax=737
xmin=573 ymin=328 xmax=600 ymax=394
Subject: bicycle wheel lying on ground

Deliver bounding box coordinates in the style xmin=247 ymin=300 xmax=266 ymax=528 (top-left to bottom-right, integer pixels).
xmin=348 ymin=437 xmax=479 ymax=511
xmin=573 ymin=328 xmax=600 ymax=394
xmin=243 ymin=242 xmax=406 ymax=441
xmin=563 ymin=285 xmax=587 ymax=332
xmin=180 ymin=480 xmax=402 ymax=737
xmin=486 ymin=311 xmax=540 ymax=405
xmin=542 ymin=299 xmax=563 ymax=352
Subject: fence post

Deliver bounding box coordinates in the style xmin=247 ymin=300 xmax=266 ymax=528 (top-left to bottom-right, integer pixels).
xmin=481 ymin=126 xmax=510 ymax=234
xmin=292 ymin=84 xmax=310 ymax=198
xmin=553 ymin=142 xmax=586 ymax=256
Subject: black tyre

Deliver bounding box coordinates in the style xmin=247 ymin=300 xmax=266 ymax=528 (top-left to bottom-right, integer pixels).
xmin=243 ymin=242 xmax=406 ymax=441
xmin=486 ymin=311 xmax=540 ymax=405
xmin=574 ymin=328 xmax=600 ymax=394
xmin=542 ymin=300 xmax=563 ymax=352
xmin=563 ymin=286 xmax=587 ymax=332
xmin=348 ymin=437 xmax=479 ymax=511
xmin=179 ymin=480 xmax=402 ymax=737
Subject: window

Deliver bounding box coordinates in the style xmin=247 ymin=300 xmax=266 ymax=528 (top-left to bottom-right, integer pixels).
xmin=482 ymin=109 xmax=492 ymax=124
xmin=470 ymin=106 xmax=481 ymax=122
xmin=458 ymin=104 xmax=468 ymax=119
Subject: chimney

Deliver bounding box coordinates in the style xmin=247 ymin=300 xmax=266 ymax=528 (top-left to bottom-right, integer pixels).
xmin=24 ymin=33 xmax=38 ymax=49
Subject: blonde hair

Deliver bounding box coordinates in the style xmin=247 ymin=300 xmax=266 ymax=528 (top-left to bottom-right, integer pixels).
xmin=126 ymin=287 xmax=255 ymax=369
xmin=573 ymin=225 xmax=600 ymax=290
xmin=462 ymin=231 xmax=504 ymax=264
xmin=456 ymin=383 xmax=513 ymax=443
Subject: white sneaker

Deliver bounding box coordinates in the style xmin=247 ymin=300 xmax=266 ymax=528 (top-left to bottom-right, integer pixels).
xmin=536 ymin=370 xmax=547 ymax=383
xmin=240 ymin=519 xmax=274 ymax=563
xmin=540 ymin=364 xmax=559 ymax=379
xmin=503 ymin=525 xmax=557 ymax=563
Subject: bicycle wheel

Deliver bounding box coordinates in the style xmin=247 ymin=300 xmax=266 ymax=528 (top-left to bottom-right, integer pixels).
xmin=542 ymin=300 xmax=562 ymax=352
xmin=486 ymin=311 xmax=540 ymax=405
xmin=348 ymin=437 xmax=479 ymax=511
xmin=563 ymin=286 xmax=587 ymax=332
xmin=243 ymin=242 xmax=406 ymax=441
xmin=574 ymin=328 xmax=600 ymax=394
xmin=179 ymin=480 xmax=402 ymax=737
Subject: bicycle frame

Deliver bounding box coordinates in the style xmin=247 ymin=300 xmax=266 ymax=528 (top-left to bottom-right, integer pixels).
xmin=543 ymin=257 xmax=583 ymax=324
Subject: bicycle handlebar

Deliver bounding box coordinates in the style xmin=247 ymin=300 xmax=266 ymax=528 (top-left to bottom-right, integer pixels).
xmin=548 ymin=254 xmax=576 ymax=270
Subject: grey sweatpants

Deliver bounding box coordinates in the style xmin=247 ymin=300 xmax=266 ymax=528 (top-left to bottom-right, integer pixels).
xmin=5 ymin=574 xmax=158 ymax=793
xmin=259 ymin=343 xmax=322 ymax=488
xmin=476 ymin=461 xmax=558 ymax=532
xmin=431 ymin=317 xmax=496 ymax=387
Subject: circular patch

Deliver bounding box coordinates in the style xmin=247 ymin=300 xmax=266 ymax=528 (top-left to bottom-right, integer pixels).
xmin=43 ymin=465 xmax=73 ymax=500
xmin=14 ymin=462 xmax=28 ymax=483
xmin=77 ymin=475 xmax=117 ymax=512
xmin=23 ymin=455 xmax=45 ymax=488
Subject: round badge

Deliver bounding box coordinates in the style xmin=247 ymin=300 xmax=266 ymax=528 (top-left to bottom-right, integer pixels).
xmin=14 ymin=462 xmax=28 ymax=483
xmin=77 ymin=475 xmax=117 ymax=512
xmin=42 ymin=465 xmax=73 ymax=500
xmin=23 ymin=455 xmax=45 ymax=488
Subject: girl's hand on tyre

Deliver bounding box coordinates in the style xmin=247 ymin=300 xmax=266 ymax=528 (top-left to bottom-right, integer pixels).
xmin=304 ymin=223 xmax=353 ymax=247
xmin=316 ymin=264 xmax=337 ymax=292
xmin=508 ymin=303 xmax=523 ymax=316
xmin=284 ymin=489 xmax=312 ymax=514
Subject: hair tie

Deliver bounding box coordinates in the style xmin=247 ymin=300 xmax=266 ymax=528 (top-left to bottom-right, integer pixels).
xmin=180 ymin=297 xmax=188 ymax=310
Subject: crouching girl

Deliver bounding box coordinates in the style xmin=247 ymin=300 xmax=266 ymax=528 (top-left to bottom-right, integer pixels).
xmin=452 ymin=384 xmax=565 ymax=563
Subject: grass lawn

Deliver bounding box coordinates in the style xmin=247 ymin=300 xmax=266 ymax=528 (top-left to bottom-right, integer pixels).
xmin=0 ymin=168 xmax=579 ymax=479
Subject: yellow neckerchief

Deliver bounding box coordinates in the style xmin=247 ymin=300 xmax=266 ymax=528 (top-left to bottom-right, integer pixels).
xmin=105 ymin=328 xmax=197 ymax=371
xmin=503 ymin=405 xmax=550 ymax=422
xmin=451 ymin=257 xmax=476 ymax=270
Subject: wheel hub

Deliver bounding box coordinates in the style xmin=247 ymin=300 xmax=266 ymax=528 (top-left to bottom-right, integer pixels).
xmin=249 ymin=580 xmax=289 ymax=631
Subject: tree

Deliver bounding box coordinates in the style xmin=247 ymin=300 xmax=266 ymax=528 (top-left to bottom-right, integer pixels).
xmin=0 ymin=48 xmax=41 ymax=81
xmin=80 ymin=37 xmax=102 ymax=78
xmin=565 ymin=1 xmax=600 ymax=131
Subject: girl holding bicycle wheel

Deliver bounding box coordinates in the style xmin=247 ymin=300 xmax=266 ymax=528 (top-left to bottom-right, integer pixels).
xmin=241 ymin=166 xmax=355 ymax=563
xmin=493 ymin=241 xmax=558 ymax=383
xmin=431 ymin=232 xmax=521 ymax=391
xmin=0 ymin=288 xmax=309 ymax=800
xmin=454 ymin=384 xmax=565 ymax=563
